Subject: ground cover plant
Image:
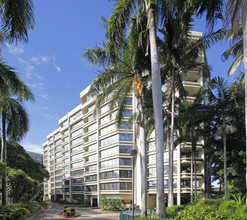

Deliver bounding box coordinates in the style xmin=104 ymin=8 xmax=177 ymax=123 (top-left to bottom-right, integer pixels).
xmin=165 ymin=198 xmax=247 ymax=219
xmin=0 ymin=201 xmax=45 ymax=220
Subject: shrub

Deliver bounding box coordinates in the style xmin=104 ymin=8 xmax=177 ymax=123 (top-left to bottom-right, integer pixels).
xmin=99 ymin=198 xmax=125 ymax=211
xmin=166 ymin=205 xmax=184 ymax=218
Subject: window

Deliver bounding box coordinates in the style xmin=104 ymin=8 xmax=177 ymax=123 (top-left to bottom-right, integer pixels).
xmin=71 ymin=120 xmax=83 ymax=130
xmin=85 ymin=175 xmax=97 ymax=182
xmin=119 ymin=133 xmax=132 ymax=141
xmin=71 ymin=137 xmax=83 ymax=146
xmin=71 ymin=169 xmax=84 ymax=176
xmin=88 ymin=133 xmax=96 ymax=142
xmin=100 ymin=134 xmax=118 ymax=147
xmin=62 ymin=121 xmax=68 ymax=127
xmin=71 ymin=153 xmax=83 ymax=161
xmin=64 ymin=136 xmax=69 ymax=142
xmin=71 ymin=178 xmax=83 ymax=184
xmin=88 ymin=144 xmax=97 ymax=152
xmin=100 ymin=182 xmax=132 ymax=190
xmin=70 ymin=111 xmax=82 ymax=122
xmin=64 ymin=144 xmax=69 ymax=149
xmin=55 ymin=175 xmax=62 ymax=180
xmin=84 ymin=185 xmax=97 ymax=192
xmin=71 ymin=144 xmax=83 ymax=153
xmin=148 ymin=167 xmax=156 ymax=177
xmin=71 ymin=128 xmax=83 ymax=138
xmin=119 ymin=122 xmax=132 ymax=129
xmin=100 ymin=123 xmax=116 ymax=136
xmin=64 ymin=166 xmax=69 ymax=171
xmin=71 ymin=186 xmax=84 ymax=192
xmin=123 ymin=110 xmax=132 ymax=117
xmin=64 ymin=151 xmax=69 ymax=157
xmin=148 ymin=142 xmax=156 ymax=151
xmin=119 ymin=158 xmax=132 ymax=166
xmin=119 ymin=146 xmax=132 ymax=153
xmin=88 ymin=123 xmax=96 ymax=132
xmin=101 ymin=104 xmax=110 ymax=114
xmin=88 ymin=164 xmax=97 ymax=172
xmin=100 ymin=146 xmax=118 ymax=158
xmin=120 ymin=170 xmax=132 ymax=178
xmin=64 ymin=173 xmax=70 ymax=178
xmin=71 ymin=161 xmax=84 ymax=169
xmin=100 ymin=158 xmax=132 ymax=168
xmin=64 ymin=158 xmax=69 ymax=164
xmin=88 ymin=104 xmax=95 ymax=112
xmin=148 ymin=181 xmax=157 ymax=190
xmin=148 ymin=154 xmax=156 ymax=164
xmin=88 ymin=154 xmax=97 ymax=162
xmin=88 ymin=114 xmax=95 ymax=122
xmin=55 ymin=139 xmax=62 ymax=145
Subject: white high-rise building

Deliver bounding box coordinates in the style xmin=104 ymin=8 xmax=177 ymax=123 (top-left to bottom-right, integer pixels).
xmin=43 ymin=31 xmax=206 ymax=208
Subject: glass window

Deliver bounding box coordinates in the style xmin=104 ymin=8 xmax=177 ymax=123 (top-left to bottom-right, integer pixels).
xmin=71 ymin=120 xmax=83 ymax=130
xmin=71 ymin=178 xmax=83 ymax=184
xmin=71 ymin=153 xmax=83 ymax=161
xmin=71 ymin=128 xmax=83 ymax=138
xmin=119 ymin=133 xmax=132 ymax=141
xmin=71 ymin=186 xmax=84 ymax=192
xmin=88 ymin=144 xmax=97 ymax=152
xmin=100 ymin=123 xmax=116 ymax=136
xmin=88 ymin=104 xmax=96 ymax=112
xmin=119 ymin=146 xmax=132 ymax=153
xmin=71 ymin=144 xmax=83 ymax=153
xmin=88 ymin=133 xmax=96 ymax=142
xmin=70 ymin=111 xmax=82 ymax=122
xmin=71 ymin=169 xmax=84 ymax=176
xmin=71 ymin=161 xmax=84 ymax=169
xmin=71 ymin=136 xmax=83 ymax=146
xmin=88 ymin=123 xmax=97 ymax=132
xmin=100 ymin=146 xmax=118 ymax=158
xmin=123 ymin=110 xmax=132 ymax=117
xmin=100 ymin=134 xmax=118 ymax=147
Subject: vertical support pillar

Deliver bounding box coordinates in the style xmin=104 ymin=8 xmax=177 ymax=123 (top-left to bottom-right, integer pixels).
xmin=177 ymin=144 xmax=181 ymax=205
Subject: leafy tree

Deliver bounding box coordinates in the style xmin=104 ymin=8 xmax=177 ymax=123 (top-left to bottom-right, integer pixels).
xmin=4 ymin=140 xmax=49 ymax=182
xmin=7 ymin=168 xmax=40 ymax=203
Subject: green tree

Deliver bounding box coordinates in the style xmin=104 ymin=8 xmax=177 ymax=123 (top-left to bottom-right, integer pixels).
xmin=7 ymin=168 xmax=40 ymax=203
xmin=0 ymin=0 xmax=34 ymax=43
xmin=5 ymin=140 xmax=49 ymax=182
xmin=106 ymin=0 xmax=166 ymax=216
xmin=84 ymin=12 xmax=151 ymax=216
xmin=210 ymin=77 xmax=231 ymax=199
xmin=0 ymin=73 xmax=34 ymax=205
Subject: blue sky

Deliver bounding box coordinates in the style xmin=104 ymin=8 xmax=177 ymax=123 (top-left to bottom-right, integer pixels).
xmin=1 ymin=0 xmax=239 ymax=154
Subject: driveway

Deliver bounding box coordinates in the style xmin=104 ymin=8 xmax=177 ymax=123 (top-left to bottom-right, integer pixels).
xmin=29 ymin=202 xmax=119 ymax=220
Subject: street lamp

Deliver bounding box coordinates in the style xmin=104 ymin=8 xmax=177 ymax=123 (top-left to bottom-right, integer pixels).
xmin=130 ymin=149 xmax=137 ymax=219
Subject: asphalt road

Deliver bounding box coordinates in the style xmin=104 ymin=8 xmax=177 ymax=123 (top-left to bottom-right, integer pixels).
xmin=29 ymin=202 xmax=119 ymax=220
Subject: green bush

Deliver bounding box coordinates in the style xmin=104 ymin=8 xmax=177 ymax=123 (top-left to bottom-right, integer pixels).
xmin=166 ymin=205 xmax=184 ymax=218
xmin=79 ymin=200 xmax=90 ymax=207
xmin=99 ymin=198 xmax=125 ymax=211
xmin=0 ymin=202 xmax=44 ymax=220
xmin=170 ymin=199 xmax=247 ymax=220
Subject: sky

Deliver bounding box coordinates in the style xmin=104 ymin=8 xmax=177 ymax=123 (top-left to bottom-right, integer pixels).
xmin=1 ymin=0 xmax=240 ymax=154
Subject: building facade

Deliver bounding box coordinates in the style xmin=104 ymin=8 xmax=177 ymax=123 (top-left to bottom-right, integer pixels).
xmin=43 ymin=31 xmax=206 ymax=208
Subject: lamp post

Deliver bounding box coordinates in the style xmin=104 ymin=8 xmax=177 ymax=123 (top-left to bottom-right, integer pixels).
xmin=130 ymin=149 xmax=137 ymax=219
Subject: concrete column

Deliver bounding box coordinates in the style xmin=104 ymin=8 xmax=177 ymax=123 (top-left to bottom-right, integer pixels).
xmin=177 ymin=144 xmax=181 ymax=205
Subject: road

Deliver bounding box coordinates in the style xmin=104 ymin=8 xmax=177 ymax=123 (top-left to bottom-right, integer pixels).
xmin=29 ymin=202 xmax=119 ymax=220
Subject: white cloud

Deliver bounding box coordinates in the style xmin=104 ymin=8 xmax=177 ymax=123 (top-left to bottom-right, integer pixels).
xmin=38 ymin=94 xmax=49 ymax=100
xmin=41 ymin=113 xmax=59 ymax=121
xmin=28 ymin=82 xmax=43 ymax=90
xmin=53 ymin=63 xmax=61 ymax=73
xmin=23 ymin=143 xmax=43 ymax=154
xmin=37 ymin=105 xmax=49 ymax=111
xmin=6 ymin=43 xmax=24 ymax=55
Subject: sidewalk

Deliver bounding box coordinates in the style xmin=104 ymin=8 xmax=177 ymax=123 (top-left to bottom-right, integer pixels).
xmin=30 ymin=202 xmax=119 ymax=220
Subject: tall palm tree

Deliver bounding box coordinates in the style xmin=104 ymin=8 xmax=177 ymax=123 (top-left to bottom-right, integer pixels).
xmin=0 ymin=71 xmax=34 ymax=205
xmin=106 ymin=1 xmax=167 ymax=216
xmin=0 ymin=0 xmax=34 ymax=43
xmin=83 ymin=13 xmax=151 ymax=216
xmin=195 ymin=0 xmax=247 ymax=202
xmin=210 ymin=76 xmax=231 ymax=199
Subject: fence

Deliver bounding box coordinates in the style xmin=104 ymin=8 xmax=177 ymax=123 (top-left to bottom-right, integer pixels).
xmin=119 ymin=210 xmax=175 ymax=220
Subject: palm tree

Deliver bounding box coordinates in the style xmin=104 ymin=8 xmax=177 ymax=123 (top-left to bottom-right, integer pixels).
xmin=83 ymin=13 xmax=151 ymax=216
xmin=0 ymin=71 xmax=34 ymax=205
xmin=106 ymin=1 xmax=167 ymax=215
xmin=195 ymin=0 xmax=247 ymax=202
xmin=0 ymin=0 xmax=35 ymax=43
xmin=210 ymin=77 xmax=231 ymax=199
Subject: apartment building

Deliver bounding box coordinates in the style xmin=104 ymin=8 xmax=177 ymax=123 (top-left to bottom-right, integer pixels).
xmin=43 ymin=31 xmax=206 ymax=208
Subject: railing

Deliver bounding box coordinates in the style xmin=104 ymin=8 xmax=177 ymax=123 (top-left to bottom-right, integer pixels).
xmin=119 ymin=210 xmax=175 ymax=220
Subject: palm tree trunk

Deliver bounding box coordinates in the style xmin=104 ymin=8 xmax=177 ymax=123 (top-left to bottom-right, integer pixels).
xmin=190 ymin=148 xmax=193 ymax=202
xmin=148 ymin=6 xmax=166 ymax=218
xmin=1 ymin=112 xmax=7 ymax=205
xmin=242 ymin=2 xmax=247 ymax=205
xmin=192 ymin=139 xmax=197 ymax=196
xmin=137 ymin=96 xmax=147 ymax=217
xmin=223 ymin=124 xmax=228 ymax=199
xmin=168 ymin=81 xmax=175 ymax=207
